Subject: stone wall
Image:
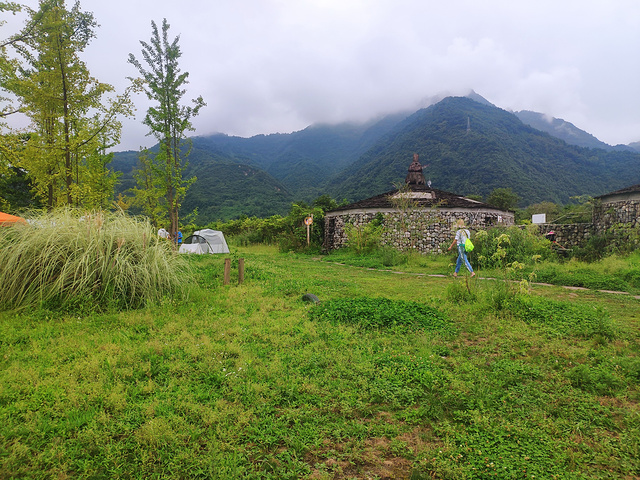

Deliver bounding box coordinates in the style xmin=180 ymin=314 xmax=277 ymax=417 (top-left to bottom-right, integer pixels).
xmin=324 ymin=208 xmax=514 ymax=254
xmin=592 ymin=200 xmax=640 ymax=233
xmin=533 ymin=223 xmax=594 ymax=248
xmin=325 ymin=199 xmax=640 ymax=254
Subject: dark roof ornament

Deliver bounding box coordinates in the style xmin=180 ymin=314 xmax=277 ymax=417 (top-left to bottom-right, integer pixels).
xmin=405 ymin=153 xmax=426 ymax=186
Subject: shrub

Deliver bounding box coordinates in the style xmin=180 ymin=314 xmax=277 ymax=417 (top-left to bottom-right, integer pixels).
xmin=574 ymin=225 xmax=640 ymax=262
xmin=0 ymin=208 xmax=191 ymax=312
xmin=345 ymin=220 xmax=382 ymax=254
xmin=309 ymin=297 xmax=451 ymax=332
xmin=473 ymin=225 xmax=552 ymax=270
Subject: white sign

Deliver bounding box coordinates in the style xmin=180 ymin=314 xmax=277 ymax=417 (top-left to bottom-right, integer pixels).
xmin=532 ymin=214 xmax=546 ymax=224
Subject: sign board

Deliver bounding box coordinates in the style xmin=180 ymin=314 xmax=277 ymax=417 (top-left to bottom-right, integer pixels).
xmin=532 ymin=214 xmax=546 ymax=224
xmin=304 ymin=216 xmax=313 ymax=226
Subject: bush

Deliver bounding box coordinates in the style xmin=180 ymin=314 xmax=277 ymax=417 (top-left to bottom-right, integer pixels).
xmin=574 ymin=226 xmax=640 ymax=262
xmin=309 ymin=297 xmax=451 ymax=332
xmin=0 ymin=209 xmax=191 ymax=312
xmin=345 ymin=220 xmax=382 ymax=254
xmin=473 ymin=225 xmax=552 ymax=270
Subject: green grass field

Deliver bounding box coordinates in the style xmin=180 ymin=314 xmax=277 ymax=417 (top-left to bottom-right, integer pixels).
xmin=1 ymin=245 xmax=639 ymax=479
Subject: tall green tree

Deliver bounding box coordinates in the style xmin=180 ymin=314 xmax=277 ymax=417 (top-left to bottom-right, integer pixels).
xmin=0 ymin=2 xmax=28 ymax=186
xmin=2 ymin=0 xmax=134 ymax=209
xmin=128 ymin=18 xmax=205 ymax=235
xmin=486 ymin=187 xmax=520 ymax=211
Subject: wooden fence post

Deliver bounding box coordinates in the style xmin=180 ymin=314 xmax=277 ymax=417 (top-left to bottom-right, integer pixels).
xmin=223 ymin=258 xmax=231 ymax=285
xmin=238 ymin=258 xmax=245 ymax=285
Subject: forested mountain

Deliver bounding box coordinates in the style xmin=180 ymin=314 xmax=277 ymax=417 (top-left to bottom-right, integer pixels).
xmin=514 ymin=110 xmax=635 ymax=152
xmin=182 ymin=159 xmax=293 ymax=221
xmin=326 ymin=97 xmax=640 ymax=205
xmin=113 ymin=145 xmax=295 ymax=223
xmin=190 ymin=112 xmax=409 ymax=200
xmin=113 ymin=112 xmax=408 ymax=223
xmin=112 ymin=95 xmax=640 ymax=222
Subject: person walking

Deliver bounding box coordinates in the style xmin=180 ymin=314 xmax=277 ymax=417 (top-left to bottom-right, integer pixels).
xmin=448 ymin=218 xmax=475 ymax=277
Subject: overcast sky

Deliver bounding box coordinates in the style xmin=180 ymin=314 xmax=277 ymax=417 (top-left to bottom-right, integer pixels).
xmin=6 ymin=0 xmax=640 ymax=151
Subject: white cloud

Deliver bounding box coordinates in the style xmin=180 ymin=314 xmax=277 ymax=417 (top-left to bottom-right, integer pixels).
xmin=4 ymin=0 xmax=640 ymax=149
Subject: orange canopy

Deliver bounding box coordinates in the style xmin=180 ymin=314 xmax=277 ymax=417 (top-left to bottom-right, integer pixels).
xmin=0 ymin=211 xmax=27 ymax=226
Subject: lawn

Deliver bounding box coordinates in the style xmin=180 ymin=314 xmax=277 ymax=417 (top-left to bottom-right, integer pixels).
xmin=1 ymin=245 xmax=639 ymax=479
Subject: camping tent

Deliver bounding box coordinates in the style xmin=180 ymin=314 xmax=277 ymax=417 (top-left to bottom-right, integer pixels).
xmin=0 ymin=211 xmax=27 ymax=226
xmin=179 ymin=229 xmax=229 ymax=254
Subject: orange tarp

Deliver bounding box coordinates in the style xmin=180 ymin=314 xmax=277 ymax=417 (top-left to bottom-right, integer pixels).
xmin=0 ymin=211 xmax=27 ymax=226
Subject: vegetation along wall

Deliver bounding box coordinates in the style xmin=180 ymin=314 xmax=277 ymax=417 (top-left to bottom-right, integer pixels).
xmin=534 ymin=223 xmax=594 ymax=249
xmin=593 ymin=199 xmax=640 ymax=233
xmin=325 ymin=208 xmax=514 ymax=254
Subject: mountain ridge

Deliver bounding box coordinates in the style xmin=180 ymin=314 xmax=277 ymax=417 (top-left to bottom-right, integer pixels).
xmin=112 ymin=94 xmax=640 ymax=223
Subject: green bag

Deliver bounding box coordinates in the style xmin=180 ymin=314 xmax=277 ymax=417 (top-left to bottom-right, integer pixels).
xmin=464 ymin=237 xmax=474 ymax=252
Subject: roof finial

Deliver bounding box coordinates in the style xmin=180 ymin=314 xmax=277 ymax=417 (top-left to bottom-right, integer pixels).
xmin=405 ymin=153 xmax=426 ymax=185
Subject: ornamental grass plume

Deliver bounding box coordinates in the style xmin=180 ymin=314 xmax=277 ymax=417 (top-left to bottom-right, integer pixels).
xmin=0 ymin=208 xmax=191 ymax=312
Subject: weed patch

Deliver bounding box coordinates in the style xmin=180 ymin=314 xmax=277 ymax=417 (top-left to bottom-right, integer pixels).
xmin=309 ymin=297 xmax=452 ymax=333
xmin=368 ymin=353 xmax=446 ymax=407
xmin=513 ymin=296 xmax=615 ymax=339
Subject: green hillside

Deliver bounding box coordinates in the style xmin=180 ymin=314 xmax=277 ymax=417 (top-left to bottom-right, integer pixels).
xmin=515 ymin=110 xmax=636 ymax=152
xmin=183 ymin=159 xmax=293 ymax=223
xmin=110 ymin=96 xmax=640 ymax=221
xmin=189 ymin=114 xmax=408 ymax=201
xmin=112 ymin=146 xmax=293 ymax=224
xmin=328 ymin=97 xmax=640 ymax=205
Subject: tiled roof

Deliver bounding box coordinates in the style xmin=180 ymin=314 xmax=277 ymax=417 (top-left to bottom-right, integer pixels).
xmin=596 ymin=184 xmax=640 ymax=199
xmin=328 ymin=185 xmax=504 ymax=212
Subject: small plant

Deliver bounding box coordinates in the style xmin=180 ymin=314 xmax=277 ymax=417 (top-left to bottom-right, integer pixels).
xmin=566 ymin=363 xmax=625 ymax=395
xmin=446 ymin=278 xmax=477 ymax=303
xmin=380 ymin=246 xmax=408 ymax=267
xmin=345 ymin=220 xmax=382 ymax=254
xmin=309 ymin=297 xmax=451 ymax=332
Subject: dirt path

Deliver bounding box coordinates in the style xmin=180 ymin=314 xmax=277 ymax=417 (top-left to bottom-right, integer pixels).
xmin=328 ymin=261 xmax=640 ymax=299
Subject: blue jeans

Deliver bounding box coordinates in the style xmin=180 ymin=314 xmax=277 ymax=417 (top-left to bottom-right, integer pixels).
xmin=455 ymin=244 xmax=473 ymax=274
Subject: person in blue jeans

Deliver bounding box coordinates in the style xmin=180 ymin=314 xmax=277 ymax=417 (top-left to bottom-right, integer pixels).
xmin=447 ymin=218 xmax=475 ymax=277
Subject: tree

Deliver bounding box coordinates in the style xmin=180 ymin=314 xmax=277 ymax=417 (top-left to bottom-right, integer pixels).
xmin=2 ymin=0 xmax=134 ymax=209
xmin=486 ymin=187 xmax=520 ymax=211
xmin=128 ymin=18 xmax=205 ymax=236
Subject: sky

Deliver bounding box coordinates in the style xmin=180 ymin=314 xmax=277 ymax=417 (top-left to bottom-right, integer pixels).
xmin=5 ymin=0 xmax=640 ymax=151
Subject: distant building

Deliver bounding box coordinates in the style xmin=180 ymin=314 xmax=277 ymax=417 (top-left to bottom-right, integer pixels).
xmin=593 ymin=184 xmax=640 ymax=232
xmin=534 ymin=184 xmax=640 ymax=249
xmin=324 ymin=154 xmax=515 ymax=253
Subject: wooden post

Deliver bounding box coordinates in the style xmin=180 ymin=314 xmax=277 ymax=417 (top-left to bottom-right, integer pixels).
xmin=238 ymin=258 xmax=245 ymax=285
xmin=223 ymin=258 xmax=231 ymax=285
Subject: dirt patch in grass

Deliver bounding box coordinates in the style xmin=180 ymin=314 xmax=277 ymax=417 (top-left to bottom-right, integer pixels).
xmin=305 ymin=424 xmax=442 ymax=479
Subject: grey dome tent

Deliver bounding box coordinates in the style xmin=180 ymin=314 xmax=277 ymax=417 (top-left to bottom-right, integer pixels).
xmin=179 ymin=229 xmax=229 ymax=254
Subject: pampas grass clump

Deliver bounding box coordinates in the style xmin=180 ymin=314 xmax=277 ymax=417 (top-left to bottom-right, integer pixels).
xmin=0 ymin=209 xmax=191 ymax=312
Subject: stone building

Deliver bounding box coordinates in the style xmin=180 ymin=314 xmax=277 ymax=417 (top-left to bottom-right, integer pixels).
xmin=324 ymin=155 xmax=515 ymax=253
xmin=592 ymin=184 xmax=640 ymax=232
xmin=534 ymin=184 xmax=640 ymax=249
